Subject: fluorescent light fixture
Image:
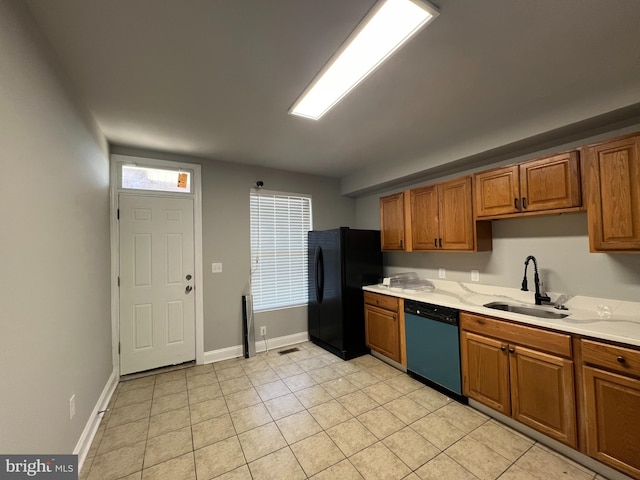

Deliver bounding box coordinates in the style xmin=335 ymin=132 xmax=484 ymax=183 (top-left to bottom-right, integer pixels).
xmin=289 ymin=0 xmax=439 ymax=120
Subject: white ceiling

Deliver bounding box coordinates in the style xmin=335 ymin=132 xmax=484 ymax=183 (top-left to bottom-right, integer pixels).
xmin=27 ymin=0 xmax=640 ymax=192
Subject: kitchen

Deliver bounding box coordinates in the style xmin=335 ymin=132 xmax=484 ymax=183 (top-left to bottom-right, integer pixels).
xmin=2 ymin=0 xmax=640 ymax=479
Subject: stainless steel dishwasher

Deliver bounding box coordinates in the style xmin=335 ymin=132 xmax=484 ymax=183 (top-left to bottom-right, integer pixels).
xmin=404 ymin=300 xmax=466 ymax=402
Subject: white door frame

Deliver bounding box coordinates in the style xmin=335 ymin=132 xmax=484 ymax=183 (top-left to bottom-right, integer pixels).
xmin=110 ymin=154 xmax=205 ymax=374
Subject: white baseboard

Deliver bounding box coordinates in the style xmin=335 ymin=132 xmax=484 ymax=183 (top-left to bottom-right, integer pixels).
xmin=74 ymin=369 xmax=118 ymax=472
xmin=203 ymin=345 xmax=244 ymax=364
xmin=204 ymin=331 xmax=309 ymax=364
xmin=256 ymin=331 xmax=308 ymax=353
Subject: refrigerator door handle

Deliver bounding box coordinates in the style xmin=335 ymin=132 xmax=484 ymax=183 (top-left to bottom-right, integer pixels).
xmin=315 ymin=246 xmax=324 ymax=304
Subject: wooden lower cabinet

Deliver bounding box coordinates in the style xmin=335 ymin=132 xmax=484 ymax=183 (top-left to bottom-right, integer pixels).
xmin=510 ymin=346 xmax=576 ymax=447
xmin=364 ymin=292 xmax=402 ymax=364
xmin=364 ymin=305 xmax=400 ymax=362
xmin=460 ymin=312 xmax=577 ymax=448
xmin=582 ymin=337 xmax=640 ymax=478
xmin=583 ymin=367 xmax=640 ymax=478
xmin=460 ymin=331 xmax=510 ymax=415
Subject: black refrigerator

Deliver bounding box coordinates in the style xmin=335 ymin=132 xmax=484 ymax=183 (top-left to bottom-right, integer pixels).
xmin=308 ymin=228 xmax=383 ymax=360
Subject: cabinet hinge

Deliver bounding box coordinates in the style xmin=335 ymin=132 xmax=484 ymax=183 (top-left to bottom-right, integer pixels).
xmin=118 ymin=342 xmax=121 ymax=355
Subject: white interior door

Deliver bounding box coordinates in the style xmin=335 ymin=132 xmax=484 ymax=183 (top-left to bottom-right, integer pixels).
xmin=119 ymin=194 xmax=195 ymax=375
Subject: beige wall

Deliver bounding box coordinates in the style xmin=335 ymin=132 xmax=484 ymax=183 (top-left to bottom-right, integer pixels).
xmin=355 ymin=126 xmax=640 ymax=303
xmin=110 ymin=146 xmax=356 ymax=351
xmin=0 ymin=0 xmax=112 ymax=453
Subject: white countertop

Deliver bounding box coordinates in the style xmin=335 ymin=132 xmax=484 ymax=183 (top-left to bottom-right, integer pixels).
xmin=363 ymin=279 xmax=640 ymax=348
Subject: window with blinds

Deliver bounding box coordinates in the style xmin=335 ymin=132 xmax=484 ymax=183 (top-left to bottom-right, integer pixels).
xmin=250 ymin=191 xmax=313 ymax=312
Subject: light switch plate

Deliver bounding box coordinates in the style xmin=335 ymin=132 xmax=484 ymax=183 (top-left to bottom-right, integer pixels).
xmin=211 ymin=263 xmax=223 ymax=273
xmin=471 ymin=270 xmax=480 ymax=282
xmin=438 ymin=268 xmax=446 ymax=279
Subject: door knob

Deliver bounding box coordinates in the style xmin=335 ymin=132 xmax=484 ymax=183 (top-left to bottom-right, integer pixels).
xmin=185 ymin=285 xmax=193 ymax=294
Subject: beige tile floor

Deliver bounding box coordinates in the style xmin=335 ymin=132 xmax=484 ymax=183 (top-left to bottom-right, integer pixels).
xmin=81 ymin=342 xmax=610 ymax=480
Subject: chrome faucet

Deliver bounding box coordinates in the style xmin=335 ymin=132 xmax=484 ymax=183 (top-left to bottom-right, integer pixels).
xmin=521 ymin=255 xmax=551 ymax=305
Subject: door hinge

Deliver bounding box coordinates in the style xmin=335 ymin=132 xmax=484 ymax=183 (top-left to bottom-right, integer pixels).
xmin=117 ymin=209 xmax=120 ymax=219
xmin=118 ymin=342 xmax=121 ymax=355
xmin=117 ymin=276 xmax=120 ymax=287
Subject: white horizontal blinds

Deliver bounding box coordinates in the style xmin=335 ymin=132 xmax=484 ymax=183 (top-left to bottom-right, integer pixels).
xmin=250 ymin=192 xmax=313 ymax=312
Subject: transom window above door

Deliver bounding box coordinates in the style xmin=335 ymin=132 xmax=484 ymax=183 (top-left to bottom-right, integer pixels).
xmin=120 ymin=164 xmax=192 ymax=193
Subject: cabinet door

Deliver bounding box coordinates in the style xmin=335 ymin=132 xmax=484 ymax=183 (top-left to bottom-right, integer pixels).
xmin=439 ymin=176 xmax=474 ymax=250
xmin=380 ymin=192 xmax=406 ymax=251
xmin=410 ymin=185 xmax=439 ymax=250
xmin=519 ymin=152 xmax=581 ymax=213
xmin=583 ymin=366 xmax=640 ymax=478
xmin=364 ymin=305 xmax=400 ymax=363
xmin=474 ymin=165 xmax=520 ymax=217
xmin=460 ymin=331 xmax=510 ymax=415
xmin=510 ymin=346 xmax=577 ymax=448
xmin=586 ymin=135 xmax=640 ymax=251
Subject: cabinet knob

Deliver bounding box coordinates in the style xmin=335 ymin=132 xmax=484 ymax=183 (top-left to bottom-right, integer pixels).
xmin=522 ymin=197 xmax=527 ymax=209
xmin=500 ymin=346 xmax=506 ymax=352
xmin=508 ymin=347 xmax=515 ymax=354
xmin=434 ymin=238 xmax=438 ymax=247
xmin=400 ymin=239 xmax=403 ymax=249
xmin=617 ymin=356 xmax=626 ymax=364
xmin=393 ymin=314 xmax=397 ymax=320
xmin=514 ymin=198 xmax=519 ymax=210
xmin=376 ymin=299 xmax=379 ymax=305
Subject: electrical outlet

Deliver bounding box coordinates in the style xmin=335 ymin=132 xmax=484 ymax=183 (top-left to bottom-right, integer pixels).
xmin=471 ymin=270 xmax=480 ymax=282
xmin=438 ymin=268 xmax=446 ymax=279
xmin=211 ymin=263 xmax=223 ymax=273
xmin=69 ymin=394 xmax=76 ymax=420
xmin=260 ymin=326 xmax=267 ymax=336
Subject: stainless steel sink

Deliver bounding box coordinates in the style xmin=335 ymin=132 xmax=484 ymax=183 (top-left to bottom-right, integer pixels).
xmin=483 ymin=302 xmax=569 ymax=319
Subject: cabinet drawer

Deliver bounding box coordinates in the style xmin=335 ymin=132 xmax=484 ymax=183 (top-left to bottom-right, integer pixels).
xmin=460 ymin=312 xmax=572 ymax=357
xmin=364 ymin=292 xmax=398 ymax=312
xmin=582 ymin=339 xmax=640 ymax=377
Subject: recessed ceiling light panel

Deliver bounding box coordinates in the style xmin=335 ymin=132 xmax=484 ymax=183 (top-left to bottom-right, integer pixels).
xmin=289 ymin=0 xmax=439 ymax=120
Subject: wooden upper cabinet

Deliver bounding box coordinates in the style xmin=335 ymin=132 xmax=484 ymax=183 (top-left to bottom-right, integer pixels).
xmin=585 ymin=134 xmax=640 ymax=252
xmin=439 ymin=177 xmax=474 ymax=250
xmin=410 ymin=176 xmax=476 ymax=251
xmin=380 ymin=192 xmax=409 ymax=251
xmin=475 ymin=165 xmax=520 ymax=217
xmin=410 ymin=185 xmax=439 ymax=250
xmin=520 ymin=152 xmax=581 ymax=213
xmin=475 ymin=152 xmax=581 ymax=219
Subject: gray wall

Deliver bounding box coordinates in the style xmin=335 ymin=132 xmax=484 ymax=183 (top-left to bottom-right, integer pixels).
xmin=111 ymin=147 xmax=356 ymax=352
xmin=355 ymin=127 xmax=640 ymax=303
xmin=0 ymin=0 xmax=112 ymax=453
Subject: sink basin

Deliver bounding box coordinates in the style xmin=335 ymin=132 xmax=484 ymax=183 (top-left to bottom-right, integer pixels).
xmin=483 ymin=302 xmax=569 ymax=319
